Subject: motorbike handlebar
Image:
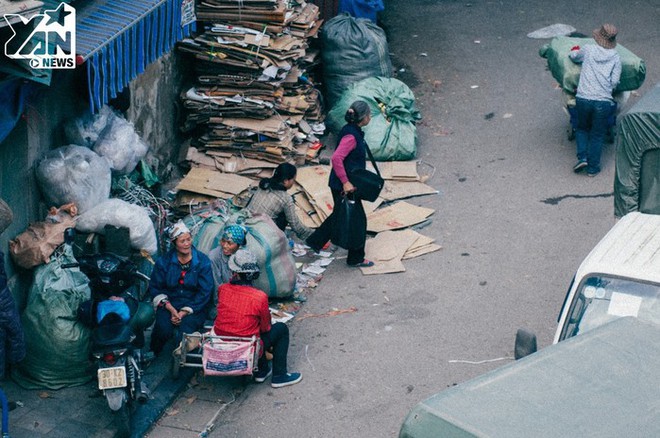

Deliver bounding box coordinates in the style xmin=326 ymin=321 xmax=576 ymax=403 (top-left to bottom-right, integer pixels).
xmin=133 ymin=271 xmax=151 ymax=282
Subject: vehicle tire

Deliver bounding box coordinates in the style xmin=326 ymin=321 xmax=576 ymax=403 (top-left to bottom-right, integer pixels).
xmin=171 ymin=354 xmax=181 ymax=379
xmin=115 ymin=403 xmax=131 ymax=438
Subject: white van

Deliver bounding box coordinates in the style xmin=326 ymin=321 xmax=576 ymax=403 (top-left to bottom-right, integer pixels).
xmin=553 ymin=211 xmax=660 ymax=343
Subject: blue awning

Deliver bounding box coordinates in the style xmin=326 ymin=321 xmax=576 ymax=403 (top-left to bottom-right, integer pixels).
xmin=71 ymin=0 xmax=195 ymax=112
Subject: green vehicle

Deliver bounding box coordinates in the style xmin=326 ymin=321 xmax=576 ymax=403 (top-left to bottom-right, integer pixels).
xmin=399 ymin=317 xmax=660 ymax=438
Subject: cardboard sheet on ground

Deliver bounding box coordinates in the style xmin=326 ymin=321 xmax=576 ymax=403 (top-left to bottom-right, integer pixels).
xmin=362 ymin=229 xmax=420 ymax=274
xmin=380 ymin=180 xmax=438 ymax=202
xmin=375 ymin=161 xmax=420 ymax=181
xmin=295 ymin=165 xmax=334 ymax=218
xmin=175 ymin=167 xmax=255 ymax=199
xmin=402 ymin=233 xmax=442 ymax=260
xmin=176 ymin=167 xmax=231 ymax=198
xmin=367 ymin=201 xmax=434 ymax=233
xmin=206 ymin=172 xmax=255 ymax=195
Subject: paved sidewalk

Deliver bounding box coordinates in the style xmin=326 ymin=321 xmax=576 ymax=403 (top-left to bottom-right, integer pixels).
xmin=0 ymin=341 xmax=197 ymax=438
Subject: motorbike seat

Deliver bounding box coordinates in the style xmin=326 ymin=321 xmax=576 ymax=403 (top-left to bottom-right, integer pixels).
xmin=92 ymin=321 xmax=134 ymax=347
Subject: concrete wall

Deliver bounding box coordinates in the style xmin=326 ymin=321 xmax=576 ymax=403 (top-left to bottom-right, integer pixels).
xmin=1 ymin=52 xmax=187 ymax=309
xmin=128 ymin=51 xmax=190 ymax=180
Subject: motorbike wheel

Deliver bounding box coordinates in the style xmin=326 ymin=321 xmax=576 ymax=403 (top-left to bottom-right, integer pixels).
xmin=115 ymin=403 xmax=131 ymax=438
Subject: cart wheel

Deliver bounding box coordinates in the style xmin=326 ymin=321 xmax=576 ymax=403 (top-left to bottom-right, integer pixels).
xmin=567 ymin=127 xmax=576 ymax=141
xmin=606 ymin=127 xmax=615 ymax=144
xmin=171 ymin=354 xmax=181 ymax=379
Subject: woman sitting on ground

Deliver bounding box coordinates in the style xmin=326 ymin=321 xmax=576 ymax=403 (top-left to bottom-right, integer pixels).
xmin=247 ymin=162 xmax=313 ymax=241
xmin=212 ymin=249 xmax=302 ymax=388
xmin=149 ymin=221 xmax=213 ymax=356
xmin=207 ymin=224 xmax=247 ymax=318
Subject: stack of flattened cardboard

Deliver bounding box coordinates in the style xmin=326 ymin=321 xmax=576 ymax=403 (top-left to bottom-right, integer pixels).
xmin=178 ymin=0 xmax=323 ymax=151
xmin=175 ymin=0 xmax=324 ymax=207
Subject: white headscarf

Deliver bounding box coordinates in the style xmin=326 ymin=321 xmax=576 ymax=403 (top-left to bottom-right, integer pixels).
xmin=169 ymin=221 xmax=190 ymax=241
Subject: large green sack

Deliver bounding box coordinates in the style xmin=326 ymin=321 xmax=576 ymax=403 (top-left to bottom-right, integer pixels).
xmin=184 ymin=209 xmax=296 ymax=298
xmin=328 ymin=77 xmax=422 ymax=161
xmin=184 ymin=212 xmax=229 ymax=255
xmin=539 ymin=36 xmax=646 ymax=94
xmin=322 ymin=13 xmax=392 ymax=108
xmin=12 ymin=246 xmax=92 ymax=389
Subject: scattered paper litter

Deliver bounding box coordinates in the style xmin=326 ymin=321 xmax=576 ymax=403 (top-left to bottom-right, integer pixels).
xmin=270 ymin=307 xmax=294 ymax=324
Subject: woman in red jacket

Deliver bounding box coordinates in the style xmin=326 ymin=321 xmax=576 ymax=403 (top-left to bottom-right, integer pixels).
xmin=213 ymin=249 xmax=302 ymax=388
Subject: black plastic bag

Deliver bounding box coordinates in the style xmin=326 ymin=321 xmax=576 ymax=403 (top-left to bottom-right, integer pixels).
xmin=349 ymin=169 xmax=384 ymax=202
xmin=331 ymin=193 xmax=366 ymax=250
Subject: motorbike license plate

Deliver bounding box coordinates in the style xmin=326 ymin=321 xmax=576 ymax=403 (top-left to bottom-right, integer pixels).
xmin=98 ymin=366 xmax=127 ymax=390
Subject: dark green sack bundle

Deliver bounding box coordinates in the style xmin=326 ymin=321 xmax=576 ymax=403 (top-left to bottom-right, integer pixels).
xmin=12 ymin=246 xmax=92 ymax=389
xmin=539 ymin=36 xmax=646 ymax=94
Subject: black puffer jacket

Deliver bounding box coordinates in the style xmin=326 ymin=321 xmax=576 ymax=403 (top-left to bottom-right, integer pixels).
xmin=0 ymin=251 xmax=25 ymax=377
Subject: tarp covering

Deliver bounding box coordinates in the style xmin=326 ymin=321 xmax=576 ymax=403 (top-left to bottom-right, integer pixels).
xmin=539 ymin=36 xmax=646 ymax=94
xmin=614 ymin=83 xmax=660 ymax=217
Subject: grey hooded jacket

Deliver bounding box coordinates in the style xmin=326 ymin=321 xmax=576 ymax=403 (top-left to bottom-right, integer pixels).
xmin=569 ymin=44 xmax=622 ymax=102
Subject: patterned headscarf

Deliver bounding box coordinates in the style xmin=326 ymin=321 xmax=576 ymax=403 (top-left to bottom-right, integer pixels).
xmin=222 ymin=224 xmax=247 ymax=246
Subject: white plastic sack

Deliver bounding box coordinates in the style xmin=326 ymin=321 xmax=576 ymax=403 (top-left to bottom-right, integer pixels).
xmin=63 ymin=105 xmax=116 ymax=148
xmin=94 ymin=115 xmax=149 ymax=174
xmin=35 ymin=145 xmax=111 ymax=214
xmin=76 ymin=198 xmax=158 ymax=254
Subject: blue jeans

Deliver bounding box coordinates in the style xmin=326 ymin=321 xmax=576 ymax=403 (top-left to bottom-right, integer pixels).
xmin=150 ymin=307 xmax=207 ymax=355
xmin=575 ymin=97 xmax=614 ymax=174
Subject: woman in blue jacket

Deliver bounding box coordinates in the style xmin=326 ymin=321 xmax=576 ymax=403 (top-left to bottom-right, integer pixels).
xmin=149 ymin=221 xmax=213 ymax=356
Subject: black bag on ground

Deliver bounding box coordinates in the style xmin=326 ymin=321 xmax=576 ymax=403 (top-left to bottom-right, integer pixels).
xmin=348 ymin=143 xmax=384 ymax=202
xmin=331 ymin=193 xmax=367 ymax=250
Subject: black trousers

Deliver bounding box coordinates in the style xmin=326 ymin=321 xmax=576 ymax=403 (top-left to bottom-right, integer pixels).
xmin=258 ymin=322 xmax=290 ymax=376
xmin=305 ymin=189 xmax=365 ymax=265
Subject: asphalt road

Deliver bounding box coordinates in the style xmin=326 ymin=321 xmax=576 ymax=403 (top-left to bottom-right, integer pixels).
xmin=209 ymin=1 xmax=660 ymax=437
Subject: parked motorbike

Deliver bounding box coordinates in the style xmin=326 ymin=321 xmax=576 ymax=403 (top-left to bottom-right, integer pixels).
xmin=64 ymin=246 xmax=155 ymax=438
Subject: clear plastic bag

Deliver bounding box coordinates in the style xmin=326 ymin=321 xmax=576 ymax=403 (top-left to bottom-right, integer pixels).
xmin=35 ymin=145 xmax=111 ymax=214
xmin=94 ymin=115 xmax=149 ymax=174
xmin=76 ymin=198 xmax=158 ymax=254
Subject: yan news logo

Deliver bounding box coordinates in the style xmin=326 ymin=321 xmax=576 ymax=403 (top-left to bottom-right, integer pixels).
xmin=3 ymin=2 xmax=76 ymax=69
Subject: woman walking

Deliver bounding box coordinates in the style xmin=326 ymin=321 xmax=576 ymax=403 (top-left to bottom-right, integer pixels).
xmin=306 ymin=100 xmax=374 ymax=267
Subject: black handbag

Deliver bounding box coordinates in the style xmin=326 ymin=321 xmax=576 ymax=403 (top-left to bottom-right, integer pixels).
xmin=348 ymin=143 xmax=384 ymax=202
xmin=331 ymin=193 xmax=367 ymax=250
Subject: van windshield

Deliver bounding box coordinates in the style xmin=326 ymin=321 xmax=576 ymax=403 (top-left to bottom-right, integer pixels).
xmin=562 ymin=275 xmax=660 ymax=339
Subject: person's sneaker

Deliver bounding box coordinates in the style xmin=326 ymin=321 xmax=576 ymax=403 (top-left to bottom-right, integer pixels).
xmin=253 ymin=362 xmax=272 ymax=383
xmin=271 ymin=372 xmax=302 ymax=388
xmin=573 ymin=160 xmax=588 ymax=173
xmin=587 ymin=171 xmax=600 ymax=177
